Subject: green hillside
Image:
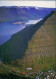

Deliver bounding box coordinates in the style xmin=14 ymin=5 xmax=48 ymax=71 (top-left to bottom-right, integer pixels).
xmin=25 ymin=11 xmax=56 ymax=56
xmin=0 ymin=62 xmax=32 ymax=79
xmin=10 ymin=11 xmax=56 ymax=72
xmin=0 ymin=11 xmax=56 ymax=72
xmin=20 ymin=11 xmax=56 ymax=71
xmin=0 ymin=11 xmax=55 ymax=62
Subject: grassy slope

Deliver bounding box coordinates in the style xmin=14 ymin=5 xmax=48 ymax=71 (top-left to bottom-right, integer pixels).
xmin=0 ymin=62 xmax=9 ymax=75
xmin=0 ymin=11 xmax=56 ymax=72
xmin=0 ymin=11 xmax=55 ymax=62
xmin=25 ymin=11 xmax=56 ymax=56
xmin=7 ymin=11 xmax=56 ymax=72
xmin=0 ymin=62 xmax=32 ymax=79
xmin=20 ymin=11 xmax=56 ymax=71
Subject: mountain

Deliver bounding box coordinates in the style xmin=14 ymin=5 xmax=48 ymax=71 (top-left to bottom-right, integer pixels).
xmin=0 ymin=11 xmax=56 ymax=72
xmin=0 ymin=12 xmax=55 ymax=61
xmin=0 ymin=6 xmax=56 ymax=22
xmin=21 ymin=11 xmax=56 ymax=71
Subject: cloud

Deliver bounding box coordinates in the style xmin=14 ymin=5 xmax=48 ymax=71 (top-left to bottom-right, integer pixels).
xmin=35 ymin=7 xmax=39 ymax=9
xmin=0 ymin=0 xmax=55 ymax=1
xmin=0 ymin=1 xmax=56 ymax=8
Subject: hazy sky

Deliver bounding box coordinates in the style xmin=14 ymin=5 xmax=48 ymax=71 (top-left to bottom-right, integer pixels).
xmin=0 ymin=1 xmax=56 ymax=8
xmin=0 ymin=0 xmax=55 ymax=1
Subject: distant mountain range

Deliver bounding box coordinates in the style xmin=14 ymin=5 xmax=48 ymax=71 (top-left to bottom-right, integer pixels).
xmin=0 ymin=6 xmax=56 ymax=22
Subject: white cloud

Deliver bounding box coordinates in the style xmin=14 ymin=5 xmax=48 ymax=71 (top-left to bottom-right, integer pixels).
xmin=0 ymin=1 xmax=56 ymax=8
xmin=35 ymin=7 xmax=39 ymax=9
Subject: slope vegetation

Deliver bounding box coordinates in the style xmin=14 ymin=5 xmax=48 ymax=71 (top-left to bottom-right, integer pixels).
xmin=25 ymin=11 xmax=56 ymax=56
xmin=0 ymin=11 xmax=55 ymax=62
xmin=9 ymin=11 xmax=56 ymax=72
xmin=19 ymin=11 xmax=56 ymax=71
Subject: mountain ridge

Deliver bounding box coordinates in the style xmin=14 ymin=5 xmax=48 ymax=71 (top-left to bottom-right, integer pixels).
xmin=0 ymin=7 xmax=56 ymax=22
xmin=0 ymin=11 xmax=55 ymax=62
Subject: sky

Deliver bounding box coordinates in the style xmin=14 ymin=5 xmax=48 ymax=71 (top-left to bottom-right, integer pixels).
xmin=0 ymin=1 xmax=56 ymax=8
xmin=0 ymin=0 xmax=55 ymax=1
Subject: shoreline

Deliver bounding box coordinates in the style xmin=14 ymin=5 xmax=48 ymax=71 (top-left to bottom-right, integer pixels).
xmin=0 ymin=19 xmax=42 ymax=46
xmin=0 ymin=11 xmax=55 ymax=62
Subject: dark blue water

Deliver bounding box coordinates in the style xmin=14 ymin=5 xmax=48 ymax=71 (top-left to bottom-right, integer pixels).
xmin=0 ymin=19 xmax=42 ymax=46
xmin=0 ymin=22 xmax=26 ymax=45
xmin=0 ymin=7 xmax=56 ymax=46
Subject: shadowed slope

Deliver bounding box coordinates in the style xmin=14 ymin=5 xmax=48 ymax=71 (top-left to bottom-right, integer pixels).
xmin=16 ymin=11 xmax=56 ymax=71
xmin=25 ymin=11 xmax=56 ymax=57
xmin=0 ymin=11 xmax=55 ymax=62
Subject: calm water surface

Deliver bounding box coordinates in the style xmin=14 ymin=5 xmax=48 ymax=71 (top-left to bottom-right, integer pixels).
xmin=0 ymin=19 xmax=42 ymax=46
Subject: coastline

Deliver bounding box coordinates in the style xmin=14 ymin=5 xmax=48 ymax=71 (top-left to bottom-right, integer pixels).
xmin=0 ymin=11 xmax=55 ymax=62
xmin=0 ymin=19 xmax=42 ymax=46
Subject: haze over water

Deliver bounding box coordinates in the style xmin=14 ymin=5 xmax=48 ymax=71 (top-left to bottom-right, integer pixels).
xmin=0 ymin=6 xmax=56 ymax=46
xmin=0 ymin=19 xmax=42 ymax=45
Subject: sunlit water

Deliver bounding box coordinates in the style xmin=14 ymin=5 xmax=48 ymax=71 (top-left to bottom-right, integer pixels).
xmin=0 ymin=19 xmax=42 ymax=46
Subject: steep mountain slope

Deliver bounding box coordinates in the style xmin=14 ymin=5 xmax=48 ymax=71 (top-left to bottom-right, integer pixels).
xmin=8 ymin=11 xmax=56 ymax=72
xmin=0 ymin=11 xmax=56 ymax=62
xmin=0 ymin=11 xmax=56 ymax=73
xmin=19 ymin=11 xmax=56 ymax=71
xmin=25 ymin=11 xmax=56 ymax=56
xmin=0 ymin=62 xmax=32 ymax=79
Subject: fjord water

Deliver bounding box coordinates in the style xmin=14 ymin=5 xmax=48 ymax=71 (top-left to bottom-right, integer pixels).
xmin=0 ymin=19 xmax=42 ymax=46
xmin=0 ymin=22 xmax=25 ymax=45
xmin=0 ymin=7 xmax=56 ymax=46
